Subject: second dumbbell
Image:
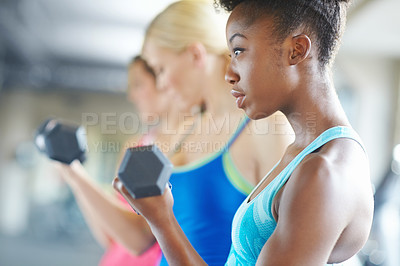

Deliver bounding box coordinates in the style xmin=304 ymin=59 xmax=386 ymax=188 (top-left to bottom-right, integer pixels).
xmin=35 ymin=118 xmax=87 ymax=164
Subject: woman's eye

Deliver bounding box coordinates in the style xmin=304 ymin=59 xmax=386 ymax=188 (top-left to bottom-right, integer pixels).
xmin=233 ymin=48 xmax=244 ymax=57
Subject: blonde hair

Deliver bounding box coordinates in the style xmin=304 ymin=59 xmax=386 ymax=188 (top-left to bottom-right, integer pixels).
xmin=143 ymin=0 xmax=228 ymax=56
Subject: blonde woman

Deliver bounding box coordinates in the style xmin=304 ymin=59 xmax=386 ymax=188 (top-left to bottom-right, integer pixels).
xmin=113 ymin=1 xmax=293 ymax=265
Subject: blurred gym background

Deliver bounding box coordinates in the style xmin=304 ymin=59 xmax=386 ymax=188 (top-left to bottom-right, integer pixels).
xmin=0 ymin=0 xmax=399 ymax=265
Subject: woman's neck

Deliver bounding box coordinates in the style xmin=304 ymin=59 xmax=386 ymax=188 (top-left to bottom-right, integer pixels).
xmin=283 ymin=74 xmax=350 ymax=148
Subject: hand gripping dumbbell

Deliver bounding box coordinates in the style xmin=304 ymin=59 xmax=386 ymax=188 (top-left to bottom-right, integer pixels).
xmin=117 ymin=145 xmax=173 ymax=198
xmin=35 ymin=118 xmax=87 ymax=164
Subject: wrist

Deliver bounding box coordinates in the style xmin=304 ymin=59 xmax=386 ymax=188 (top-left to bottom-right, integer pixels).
xmin=147 ymin=208 xmax=176 ymax=233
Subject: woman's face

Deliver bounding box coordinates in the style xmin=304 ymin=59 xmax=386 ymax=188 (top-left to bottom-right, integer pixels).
xmin=127 ymin=61 xmax=169 ymax=123
xmin=143 ymin=41 xmax=204 ymax=111
xmin=225 ymin=7 xmax=292 ymax=119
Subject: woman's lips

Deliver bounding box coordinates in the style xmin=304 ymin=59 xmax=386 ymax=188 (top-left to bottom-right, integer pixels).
xmin=231 ymin=90 xmax=246 ymax=108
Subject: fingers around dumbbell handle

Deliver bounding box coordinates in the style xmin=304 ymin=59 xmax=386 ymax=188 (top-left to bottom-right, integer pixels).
xmin=113 ymin=177 xmax=173 ymax=216
xmin=113 ymin=177 xmax=141 ymax=215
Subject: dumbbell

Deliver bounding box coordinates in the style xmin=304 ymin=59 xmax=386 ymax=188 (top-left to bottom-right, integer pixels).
xmin=118 ymin=145 xmax=173 ymax=198
xmin=35 ymin=118 xmax=87 ymax=164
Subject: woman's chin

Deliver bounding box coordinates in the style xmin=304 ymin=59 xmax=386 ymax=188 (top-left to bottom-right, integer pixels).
xmin=245 ymin=108 xmax=269 ymax=120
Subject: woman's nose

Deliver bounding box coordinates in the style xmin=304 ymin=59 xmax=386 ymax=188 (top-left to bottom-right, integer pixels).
xmin=225 ymin=63 xmax=239 ymax=85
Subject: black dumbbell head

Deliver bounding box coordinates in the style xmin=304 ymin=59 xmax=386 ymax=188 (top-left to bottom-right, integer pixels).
xmin=118 ymin=145 xmax=173 ymax=198
xmin=35 ymin=118 xmax=87 ymax=164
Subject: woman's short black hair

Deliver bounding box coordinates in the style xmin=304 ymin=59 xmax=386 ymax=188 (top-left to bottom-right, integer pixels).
xmin=130 ymin=55 xmax=156 ymax=78
xmin=216 ymin=0 xmax=351 ymax=68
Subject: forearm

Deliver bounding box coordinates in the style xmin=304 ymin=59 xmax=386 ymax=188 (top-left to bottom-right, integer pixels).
xmin=147 ymin=212 xmax=207 ymax=266
xmin=112 ymin=178 xmax=207 ymax=264
xmin=72 ymin=192 xmax=113 ymax=248
xmin=60 ymin=162 xmax=155 ymax=254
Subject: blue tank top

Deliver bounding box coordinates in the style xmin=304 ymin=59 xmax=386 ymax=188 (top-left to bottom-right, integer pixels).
xmin=159 ymin=116 xmax=253 ymax=266
xmin=226 ymin=126 xmax=365 ymax=266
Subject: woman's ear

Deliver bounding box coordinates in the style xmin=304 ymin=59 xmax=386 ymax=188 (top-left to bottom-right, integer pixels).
xmin=186 ymin=42 xmax=207 ymax=68
xmin=289 ymin=34 xmax=312 ymax=65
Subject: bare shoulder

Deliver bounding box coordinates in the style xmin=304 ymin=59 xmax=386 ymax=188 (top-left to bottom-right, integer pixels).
xmin=297 ymin=138 xmax=370 ymax=192
xmin=288 ymin=137 xmax=372 ymax=216
xmin=279 ymin=138 xmax=374 ymax=261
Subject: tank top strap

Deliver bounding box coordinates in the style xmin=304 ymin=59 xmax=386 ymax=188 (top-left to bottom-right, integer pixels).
xmin=224 ymin=116 xmax=251 ymax=151
xmin=299 ymin=126 xmax=365 ymax=157
xmin=272 ymin=126 xmax=366 ymax=192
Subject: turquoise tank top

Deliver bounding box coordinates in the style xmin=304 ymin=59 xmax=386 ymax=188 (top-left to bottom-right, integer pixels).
xmin=226 ymin=126 xmax=365 ymax=266
xmin=159 ymin=116 xmax=253 ymax=266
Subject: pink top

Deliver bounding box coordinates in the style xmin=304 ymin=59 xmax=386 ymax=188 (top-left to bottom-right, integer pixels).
xmin=99 ymin=228 xmax=161 ymax=266
xmin=100 ymin=242 xmax=161 ymax=266
xmin=99 ymin=130 xmax=162 ymax=266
